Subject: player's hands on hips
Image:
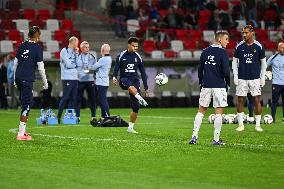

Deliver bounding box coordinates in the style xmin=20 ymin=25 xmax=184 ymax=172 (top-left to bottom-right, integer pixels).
xmin=43 ymin=82 xmax=48 ymax=90
xmin=112 ymin=77 xmax=118 ymax=85
xmin=234 ymin=75 xmax=238 ymax=86
xmin=260 ymin=76 xmax=265 ymax=87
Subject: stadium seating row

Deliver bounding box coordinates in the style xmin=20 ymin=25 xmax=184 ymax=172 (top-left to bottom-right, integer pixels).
xmin=1 ymin=19 xmax=73 ymax=31
xmin=0 ymin=8 xmax=65 ymax=20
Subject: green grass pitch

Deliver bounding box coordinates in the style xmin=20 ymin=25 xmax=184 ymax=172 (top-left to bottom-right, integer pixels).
xmin=0 ymin=108 xmax=284 ymax=189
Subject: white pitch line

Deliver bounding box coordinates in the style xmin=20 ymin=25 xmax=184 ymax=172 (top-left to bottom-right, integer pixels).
xmin=9 ymin=128 xmax=284 ymax=148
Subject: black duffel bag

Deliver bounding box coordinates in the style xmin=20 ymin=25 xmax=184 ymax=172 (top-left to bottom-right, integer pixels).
xmin=91 ymin=115 xmax=129 ymax=127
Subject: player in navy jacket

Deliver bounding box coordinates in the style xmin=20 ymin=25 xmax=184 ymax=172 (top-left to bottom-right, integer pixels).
xmin=189 ymin=31 xmax=230 ymax=145
xmin=14 ymin=26 xmax=48 ymax=140
xmin=232 ymin=25 xmax=267 ymax=132
xmin=112 ymin=37 xmax=149 ymax=133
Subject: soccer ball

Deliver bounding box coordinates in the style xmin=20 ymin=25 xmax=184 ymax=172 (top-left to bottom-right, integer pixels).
xmin=265 ymin=71 xmax=272 ymax=81
xmin=208 ymin=114 xmax=215 ymax=124
xmin=155 ymin=73 xmax=168 ymax=86
xmin=224 ymin=114 xmax=235 ymax=124
xmin=263 ymin=114 xmax=273 ymax=124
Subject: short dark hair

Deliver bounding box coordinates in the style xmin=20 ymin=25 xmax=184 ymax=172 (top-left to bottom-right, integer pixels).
xmin=28 ymin=26 xmax=41 ymax=38
xmin=215 ymin=30 xmax=229 ymax=41
xmin=243 ymin=25 xmax=254 ymax=32
xmin=128 ymin=37 xmax=139 ymax=44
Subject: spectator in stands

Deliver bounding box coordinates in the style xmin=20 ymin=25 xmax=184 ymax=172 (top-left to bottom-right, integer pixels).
xmin=156 ymin=25 xmax=171 ymax=47
xmin=207 ymin=9 xmax=221 ymax=30
xmin=219 ymin=11 xmax=233 ymax=30
xmin=126 ymin=0 xmax=137 ymax=19
xmin=163 ymin=7 xmax=183 ymax=29
xmin=161 ymin=0 xmax=172 ymax=10
xmin=76 ymin=41 xmax=97 ymax=124
xmin=89 ymin=44 xmax=112 ymax=125
xmin=0 ymin=55 xmax=8 ymax=109
xmin=137 ymin=8 xmax=149 ymax=23
xmin=57 ymin=36 xmax=79 ymax=123
xmin=183 ymin=9 xmax=198 ymax=29
xmin=149 ymin=6 xmax=160 ymax=22
xmin=6 ymin=53 xmax=17 ymax=108
xmin=109 ymin=0 xmax=126 ymax=38
xmin=143 ymin=23 xmax=158 ymax=40
xmin=275 ymin=12 xmax=284 ymax=30
xmin=243 ymin=0 xmax=257 ymax=22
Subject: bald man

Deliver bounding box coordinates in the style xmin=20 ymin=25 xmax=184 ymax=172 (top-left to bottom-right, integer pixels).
xmin=267 ymin=42 xmax=284 ymax=122
xmin=89 ymin=44 xmax=112 ymax=124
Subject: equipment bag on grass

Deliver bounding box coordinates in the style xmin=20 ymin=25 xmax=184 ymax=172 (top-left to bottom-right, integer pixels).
xmin=97 ymin=115 xmax=129 ymax=127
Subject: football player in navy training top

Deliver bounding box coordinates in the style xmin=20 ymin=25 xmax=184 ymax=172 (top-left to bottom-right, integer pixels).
xmin=112 ymin=37 xmax=149 ymax=134
xmin=188 ymin=31 xmax=230 ymax=145
xmin=232 ymin=25 xmax=267 ymax=132
xmin=14 ymin=26 xmax=48 ymax=140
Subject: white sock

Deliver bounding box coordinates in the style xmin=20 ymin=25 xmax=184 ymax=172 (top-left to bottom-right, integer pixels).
xmin=214 ymin=114 xmax=222 ymax=142
xmin=255 ymin=115 xmax=261 ymax=127
xmin=18 ymin=121 xmax=26 ymax=136
xmin=134 ymin=93 xmax=143 ymax=101
xmin=128 ymin=122 xmax=134 ymax=129
xmin=192 ymin=112 xmax=204 ymax=138
xmin=237 ymin=112 xmax=244 ymax=126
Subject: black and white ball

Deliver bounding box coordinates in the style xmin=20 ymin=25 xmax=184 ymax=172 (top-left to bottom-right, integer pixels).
xmin=208 ymin=114 xmax=215 ymax=124
xmin=155 ymin=73 xmax=168 ymax=86
xmin=263 ymin=114 xmax=273 ymax=124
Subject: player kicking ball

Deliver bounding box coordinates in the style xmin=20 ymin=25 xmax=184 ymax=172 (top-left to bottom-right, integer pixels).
xmin=232 ymin=25 xmax=267 ymax=132
xmin=14 ymin=26 xmax=48 ymax=140
xmin=189 ymin=31 xmax=230 ymax=145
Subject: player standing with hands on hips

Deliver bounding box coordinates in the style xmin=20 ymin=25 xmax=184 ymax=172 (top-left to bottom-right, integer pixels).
xmin=112 ymin=37 xmax=149 ymax=134
xmin=233 ymin=25 xmax=267 ymax=132
xmin=14 ymin=26 xmax=48 ymax=140
xmin=189 ymin=31 xmax=230 ymax=145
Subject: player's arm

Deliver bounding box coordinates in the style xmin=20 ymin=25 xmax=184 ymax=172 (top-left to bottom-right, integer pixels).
xmin=222 ymin=51 xmax=230 ymax=91
xmin=13 ymin=57 xmax=18 ymax=87
xmin=90 ymin=58 xmax=103 ymax=71
xmin=112 ymin=54 xmax=121 ymax=85
xmin=60 ymin=49 xmax=76 ymax=69
xmin=198 ymin=53 xmax=204 ymax=89
xmin=138 ymin=60 xmax=149 ymax=95
xmin=259 ymin=47 xmax=267 ymax=87
xmin=37 ymin=61 xmax=48 ymax=89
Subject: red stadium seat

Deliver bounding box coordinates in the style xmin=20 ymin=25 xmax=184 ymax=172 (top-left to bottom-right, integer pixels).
xmin=197 ymin=40 xmax=210 ymax=49
xmin=69 ymin=30 xmax=81 ymax=41
xmin=38 ymin=9 xmax=51 ymax=20
xmin=255 ymin=29 xmax=269 ymax=41
xmin=218 ymin=1 xmax=229 ymax=11
xmin=53 ymin=9 xmax=65 ymax=19
xmin=23 ymin=9 xmax=36 ymax=20
xmin=263 ymin=41 xmax=277 ymax=50
xmin=199 ymin=10 xmax=211 ymax=18
xmin=53 ymin=51 xmax=60 ymax=59
xmin=7 ymin=30 xmax=22 ymax=41
xmin=189 ymin=30 xmax=202 ymax=41
xmin=183 ymin=40 xmax=197 ymax=50
xmin=61 ymin=19 xmax=73 ymax=30
xmin=157 ymin=41 xmax=170 ymax=50
xmin=1 ymin=19 xmax=15 ymax=30
xmin=176 ymin=29 xmax=189 ymax=41
xmin=54 ymin=30 xmax=68 ymax=44
xmin=8 ymin=11 xmax=21 ymax=19
xmin=227 ymin=49 xmax=234 ymax=58
xmin=159 ymin=9 xmax=169 ymax=18
xmin=226 ymin=40 xmax=238 ymax=50
xmin=264 ymin=10 xmax=277 ymax=22
xmin=143 ymin=40 xmax=157 ymax=55
xmin=164 ymin=50 xmax=176 ymax=58
xmin=30 ymin=19 xmax=45 ymax=29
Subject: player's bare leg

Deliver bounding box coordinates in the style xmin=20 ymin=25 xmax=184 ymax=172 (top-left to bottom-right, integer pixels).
xmin=128 ymin=86 xmax=148 ymax=106
xmin=189 ymin=106 xmax=207 ymax=144
xmin=127 ymin=112 xmax=139 ymax=134
xmin=236 ymin=96 xmax=245 ymax=131
xmin=253 ymin=96 xmax=263 ymax=132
